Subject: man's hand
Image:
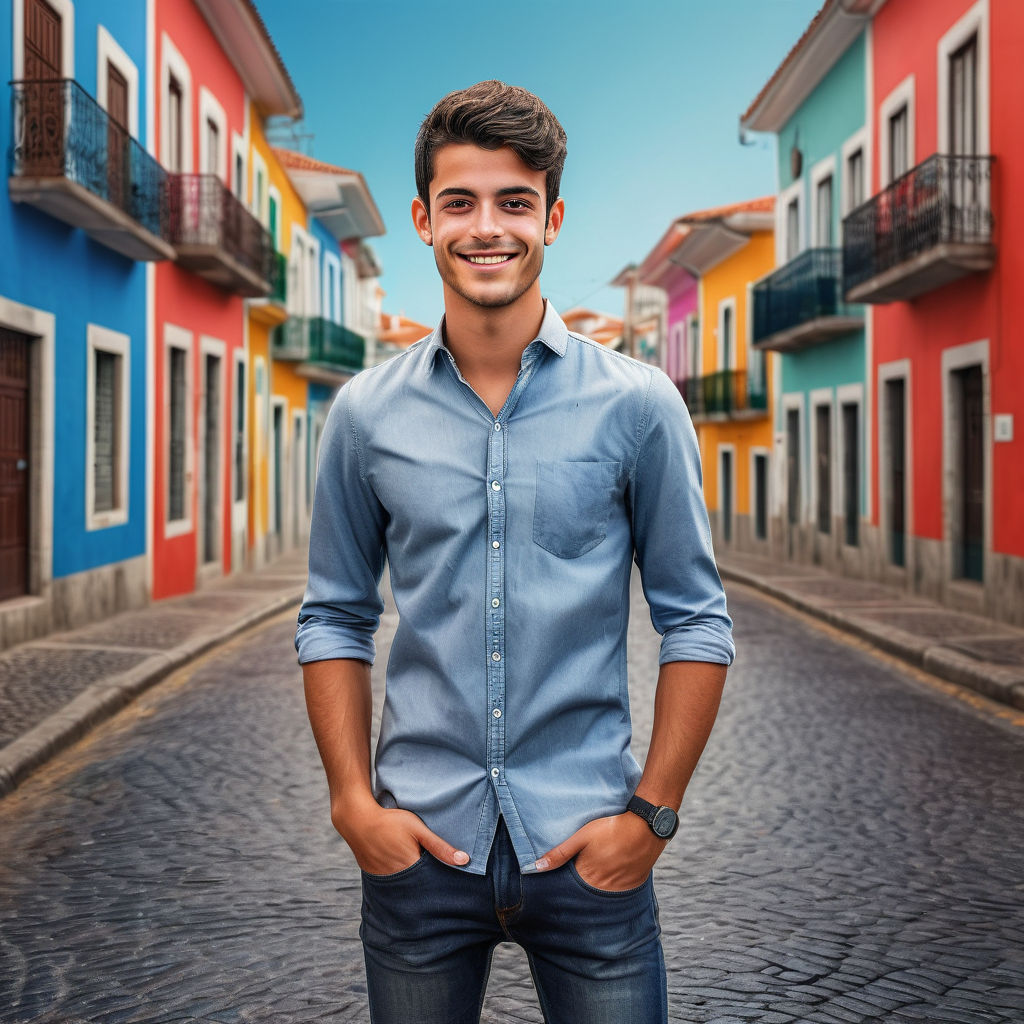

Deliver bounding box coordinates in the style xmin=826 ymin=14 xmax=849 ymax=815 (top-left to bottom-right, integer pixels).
xmin=533 ymin=810 xmax=664 ymax=891
xmin=332 ymin=795 xmax=470 ymax=876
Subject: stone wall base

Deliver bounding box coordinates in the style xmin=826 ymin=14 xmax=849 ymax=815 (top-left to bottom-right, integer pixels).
xmin=0 ymin=555 xmax=148 ymax=653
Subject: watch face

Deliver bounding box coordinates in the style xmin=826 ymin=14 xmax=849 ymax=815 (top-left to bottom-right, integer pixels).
xmin=652 ymin=807 xmax=678 ymax=839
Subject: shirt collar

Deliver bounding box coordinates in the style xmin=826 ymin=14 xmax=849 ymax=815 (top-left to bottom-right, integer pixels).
xmin=423 ymin=299 xmax=569 ymax=373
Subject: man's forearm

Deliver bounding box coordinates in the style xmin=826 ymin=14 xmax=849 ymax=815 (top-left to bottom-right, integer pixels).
xmin=302 ymin=658 xmax=378 ymax=825
xmin=633 ymin=660 xmax=727 ymax=810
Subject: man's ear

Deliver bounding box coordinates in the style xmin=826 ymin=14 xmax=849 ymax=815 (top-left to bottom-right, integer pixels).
xmin=411 ymin=196 xmax=433 ymax=246
xmin=544 ymin=197 xmax=565 ymax=246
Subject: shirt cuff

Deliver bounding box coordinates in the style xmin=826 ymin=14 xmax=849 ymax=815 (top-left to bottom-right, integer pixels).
xmin=294 ymin=621 xmax=377 ymax=665
xmin=659 ymin=624 xmax=735 ymax=667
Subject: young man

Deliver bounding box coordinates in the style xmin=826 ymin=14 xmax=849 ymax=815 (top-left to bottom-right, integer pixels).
xmin=297 ymin=80 xmax=734 ymax=1024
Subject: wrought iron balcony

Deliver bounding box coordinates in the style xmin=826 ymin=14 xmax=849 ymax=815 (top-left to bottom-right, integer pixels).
xmin=168 ymin=173 xmax=275 ymax=296
xmin=843 ymin=154 xmax=995 ymax=303
xmin=272 ymin=317 xmax=365 ymax=375
xmin=677 ymin=368 xmax=767 ymax=421
xmin=249 ymin=251 xmax=288 ymax=325
xmin=8 ymin=78 xmax=173 ymax=261
xmin=753 ymin=248 xmax=862 ymax=352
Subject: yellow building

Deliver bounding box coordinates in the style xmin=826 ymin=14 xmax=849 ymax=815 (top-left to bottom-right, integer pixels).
xmin=245 ymin=107 xmax=311 ymax=567
xmin=674 ymin=198 xmax=777 ymax=553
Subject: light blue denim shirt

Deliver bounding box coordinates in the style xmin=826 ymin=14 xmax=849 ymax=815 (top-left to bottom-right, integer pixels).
xmin=296 ymin=302 xmax=734 ymax=874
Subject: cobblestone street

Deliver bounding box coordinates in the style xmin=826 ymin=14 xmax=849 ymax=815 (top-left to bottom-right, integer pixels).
xmin=1 ymin=575 xmax=1022 ymax=1024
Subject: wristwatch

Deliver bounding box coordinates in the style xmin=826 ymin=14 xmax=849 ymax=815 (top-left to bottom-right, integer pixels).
xmin=627 ymin=795 xmax=679 ymax=840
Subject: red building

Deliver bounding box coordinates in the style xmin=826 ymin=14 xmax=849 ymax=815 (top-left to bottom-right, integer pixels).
xmin=853 ymin=0 xmax=1024 ymax=623
xmin=151 ymin=0 xmax=297 ymax=598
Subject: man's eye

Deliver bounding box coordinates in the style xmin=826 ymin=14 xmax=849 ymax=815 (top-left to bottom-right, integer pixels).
xmin=503 ymin=199 xmax=530 ymax=210
xmin=444 ymin=199 xmax=469 ymax=210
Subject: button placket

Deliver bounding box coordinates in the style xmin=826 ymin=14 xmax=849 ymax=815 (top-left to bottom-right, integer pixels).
xmin=486 ymin=414 xmax=507 ymax=785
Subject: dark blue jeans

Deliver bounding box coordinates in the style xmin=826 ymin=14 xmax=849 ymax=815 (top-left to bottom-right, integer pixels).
xmin=359 ymin=817 xmax=667 ymax=1023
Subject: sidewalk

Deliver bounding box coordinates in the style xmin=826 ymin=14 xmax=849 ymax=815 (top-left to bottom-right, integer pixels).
xmin=717 ymin=550 xmax=1024 ymax=711
xmin=0 ymin=549 xmax=308 ymax=797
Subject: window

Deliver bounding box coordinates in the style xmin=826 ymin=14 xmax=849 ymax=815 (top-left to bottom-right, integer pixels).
xmin=718 ymin=301 xmax=735 ymax=372
xmin=846 ymin=149 xmax=864 ymax=211
xmin=205 ymin=117 xmax=219 ymax=176
xmin=889 ymin=105 xmax=909 ymax=181
xmin=786 ymin=198 xmax=799 ymax=261
xmin=816 ymin=403 xmax=832 ymax=534
xmin=949 ymin=35 xmax=978 ymax=157
xmin=687 ymin=314 xmax=701 ymax=380
xmin=167 ymin=76 xmax=183 ymax=172
xmin=168 ymin=345 xmax=187 ymax=524
xmin=233 ymin=150 xmax=245 ymax=201
xmin=87 ymin=325 xmax=130 ymax=528
xmin=815 ymin=175 xmax=833 ymax=247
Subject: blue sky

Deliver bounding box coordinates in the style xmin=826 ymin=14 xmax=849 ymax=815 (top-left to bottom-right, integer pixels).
xmin=257 ymin=0 xmax=823 ymax=327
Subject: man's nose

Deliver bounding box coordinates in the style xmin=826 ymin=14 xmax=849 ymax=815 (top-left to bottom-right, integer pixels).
xmin=471 ymin=203 xmax=504 ymax=241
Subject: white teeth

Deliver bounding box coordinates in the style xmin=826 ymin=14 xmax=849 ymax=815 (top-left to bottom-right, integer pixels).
xmin=465 ymin=254 xmax=513 ymax=264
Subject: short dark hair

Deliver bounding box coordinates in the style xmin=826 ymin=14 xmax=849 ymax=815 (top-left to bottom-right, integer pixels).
xmin=415 ymin=80 xmax=567 ymax=219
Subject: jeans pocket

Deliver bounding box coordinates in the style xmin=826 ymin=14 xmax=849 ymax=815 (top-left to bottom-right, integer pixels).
xmin=532 ymin=460 xmax=622 ymax=559
xmin=568 ymin=859 xmax=652 ymax=897
xmin=360 ymin=849 xmax=430 ymax=883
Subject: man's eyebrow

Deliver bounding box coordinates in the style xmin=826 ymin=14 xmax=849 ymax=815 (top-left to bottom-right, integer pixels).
xmin=434 ymin=186 xmax=543 ymax=201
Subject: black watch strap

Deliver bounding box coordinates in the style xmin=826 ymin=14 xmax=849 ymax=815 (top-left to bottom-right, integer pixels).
xmin=627 ymin=795 xmax=679 ymax=840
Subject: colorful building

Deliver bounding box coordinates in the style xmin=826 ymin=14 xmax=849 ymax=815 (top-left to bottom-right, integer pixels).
xmin=635 ymin=201 xmax=776 ymax=554
xmin=858 ymin=0 xmax=1023 ymax=623
xmin=1 ymin=0 xmax=159 ymax=646
xmin=150 ymin=0 xmax=300 ymax=599
xmin=741 ymin=2 xmax=872 ymax=572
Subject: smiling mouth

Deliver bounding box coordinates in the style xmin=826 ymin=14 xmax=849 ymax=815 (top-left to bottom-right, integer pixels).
xmin=458 ymin=253 xmax=517 ymax=265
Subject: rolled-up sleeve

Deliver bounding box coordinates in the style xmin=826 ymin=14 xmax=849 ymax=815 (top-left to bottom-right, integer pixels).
xmin=294 ymin=382 xmax=387 ymax=665
xmin=629 ymin=369 xmax=735 ymax=667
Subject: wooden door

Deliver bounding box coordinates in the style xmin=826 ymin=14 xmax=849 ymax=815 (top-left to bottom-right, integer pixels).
xmin=886 ymin=379 xmax=906 ymax=567
xmin=107 ymin=62 xmax=129 ymax=208
xmin=22 ymin=0 xmax=63 ymax=176
xmin=0 ymin=330 xmax=31 ymax=602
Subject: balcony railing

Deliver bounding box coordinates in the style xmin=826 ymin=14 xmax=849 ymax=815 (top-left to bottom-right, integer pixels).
xmin=677 ymin=368 xmax=767 ymax=419
xmin=753 ymin=248 xmax=862 ymax=352
xmin=9 ymin=78 xmax=173 ymax=260
xmin=272 ymin=317 xmax=365 ymax=374
xmin=843 ymin=153 xmax=995 ymax=303
xmin=168 ymin=173 xmax=275 ymax=296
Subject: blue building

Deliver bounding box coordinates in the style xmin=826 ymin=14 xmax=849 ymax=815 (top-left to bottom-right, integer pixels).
xmin=1 ymin=0 xmax=169 ymax=646
xmin=741 ymin=3 xmax=874 ymax=574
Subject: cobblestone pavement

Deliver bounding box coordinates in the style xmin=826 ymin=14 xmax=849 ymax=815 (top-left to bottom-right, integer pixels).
xmin=1 ymin=575 xmax=1022 ymax=1024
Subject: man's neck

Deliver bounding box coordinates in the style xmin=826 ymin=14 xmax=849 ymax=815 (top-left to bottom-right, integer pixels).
xmin=441 ymin=283 xmax=546 ymax=378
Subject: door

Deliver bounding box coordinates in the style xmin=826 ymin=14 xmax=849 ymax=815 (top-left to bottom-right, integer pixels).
xmin=816 ymin=404 xmax=831 ymax=534
xmin=272 ymin=405 xmax=284 ymax=538
xmin=0 ymin=329 xmax=31 ymax=601
xmin=842 ymin=403 xmax=859 ymax=547
xmin=753 ymin=453 xmax=768 ymax=541
xmin=957 ymin=365 xmax=984 ymax=581
xmin=886 ymin=380 xmax=906 ymax=568
xmin=949 ymin=34 xmax=979 ymax=235
xmin=106 ymin=62 xmax=129 ymax=208
xmin=720 ymin=450 xmax=733 ymax=544
xmin=22 ymin=0 xmax=63 ymax=177
xmin=202 ymin=354 xmax=221 ymax=565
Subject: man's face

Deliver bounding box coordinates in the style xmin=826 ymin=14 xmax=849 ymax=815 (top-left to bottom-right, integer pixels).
xmin=412 ymin=143 xmax=563 ymax=310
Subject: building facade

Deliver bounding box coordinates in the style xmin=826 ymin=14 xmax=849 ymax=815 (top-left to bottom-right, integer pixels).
xmin=2 ymin=0 xmax=159 ymax=647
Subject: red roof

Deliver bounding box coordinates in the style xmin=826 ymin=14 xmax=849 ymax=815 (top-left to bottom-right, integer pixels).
xmin=273 ymin=148 xmax=357 ymax=177
xmin=679 ymin=195 xmax=775 ymax=223
xmin=740 ymin=1 xmax=831 ymax=124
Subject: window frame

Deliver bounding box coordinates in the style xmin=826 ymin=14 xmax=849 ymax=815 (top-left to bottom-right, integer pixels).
xmin=86 ymin=324 xmax=130 ymax=531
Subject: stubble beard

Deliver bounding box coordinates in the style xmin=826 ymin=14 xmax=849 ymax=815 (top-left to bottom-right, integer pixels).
xmin=436 ymin=246 xmax=544 ymax=310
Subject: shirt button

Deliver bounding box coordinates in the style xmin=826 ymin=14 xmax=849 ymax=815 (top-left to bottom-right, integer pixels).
xmin=491 ymin=598 xmax=500 ymax=607
xmin=491 ymin=651 xmax=501 ymax=662
xmin=492 ymin=708 xmax=502 ymax=718
xmin=491 ymin=481 xmax=501 ymax=491
xmin=494 ymin=422 xmax=502 ymax=431
xmin=491 ymin=767 xmax=500 ymax=778
xmin=492 ymin=541 xmax=500 ymax=549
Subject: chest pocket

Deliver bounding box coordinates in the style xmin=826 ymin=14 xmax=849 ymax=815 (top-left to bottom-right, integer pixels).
xmin=533 ymin=460 xmax=622 ymax=559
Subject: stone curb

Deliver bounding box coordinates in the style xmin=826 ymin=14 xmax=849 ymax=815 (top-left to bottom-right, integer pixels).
xmin=0 ymin=588 xmax=303 ymax=799
xmin=719 ymin=565 xmax=1024 ymax=711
